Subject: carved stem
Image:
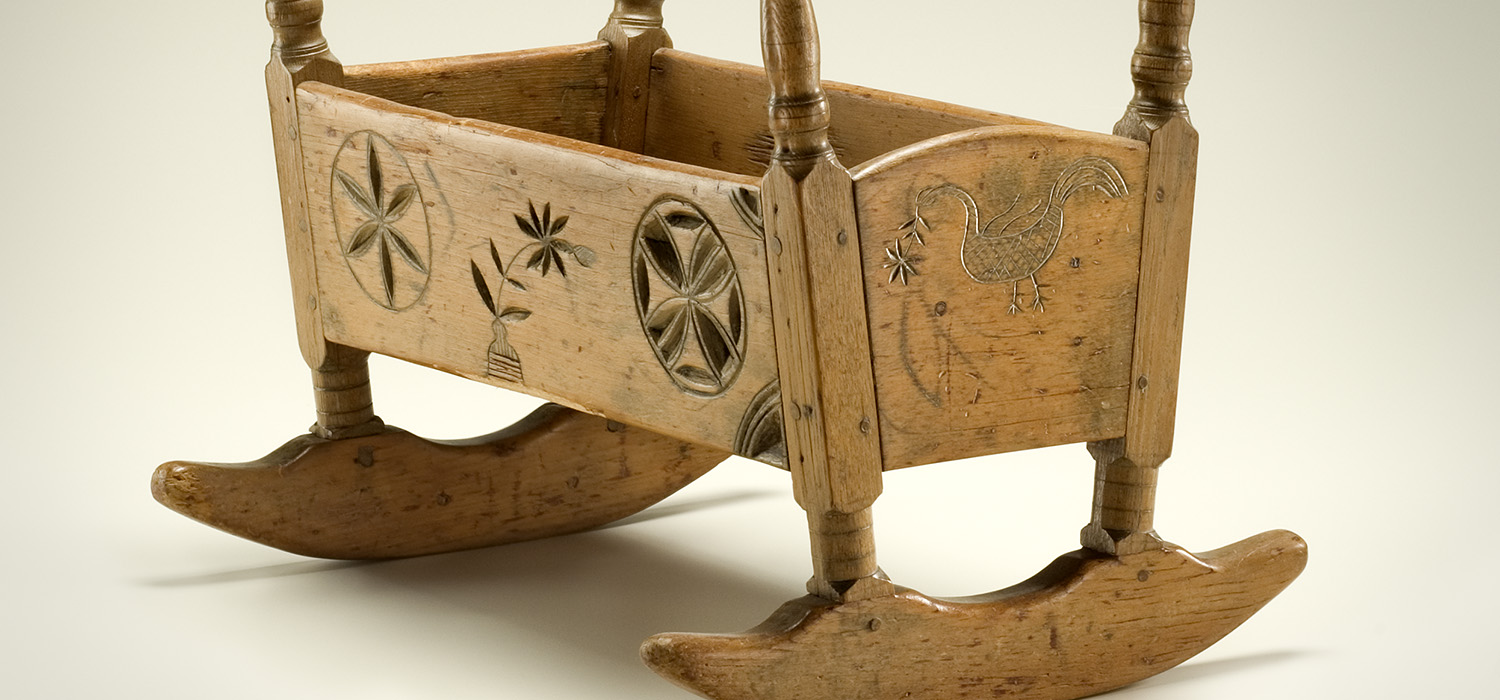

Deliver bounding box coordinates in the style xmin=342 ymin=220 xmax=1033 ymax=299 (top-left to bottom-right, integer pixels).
xmin=762 ymin=0 xmax=833 ymax=171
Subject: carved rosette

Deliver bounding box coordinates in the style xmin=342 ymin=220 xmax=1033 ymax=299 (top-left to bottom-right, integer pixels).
xmin=631 ymin=196 xmax=747 ymax=397
xmin=329 ymin=131 xmax=432 ymax=311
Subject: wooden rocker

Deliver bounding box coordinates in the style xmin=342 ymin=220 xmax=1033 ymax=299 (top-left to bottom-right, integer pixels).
xmin=155 ymin=0 xmax=1307 ymax=697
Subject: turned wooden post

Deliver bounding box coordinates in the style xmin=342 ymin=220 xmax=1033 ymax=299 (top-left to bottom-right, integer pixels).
xmin=760 ymin=0 xmax=890 ymax=602
xmin=598 ymin=0 xmax=671 ymax=152
xmin=1082 ymin=0 xmax=1198 ymax=555
xmin=265 ymin=0 xmax=378 ymax=438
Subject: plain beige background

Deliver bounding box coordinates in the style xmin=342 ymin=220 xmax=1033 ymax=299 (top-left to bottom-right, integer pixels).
xmin=2 ymin=1 xmax=1496 ymax=697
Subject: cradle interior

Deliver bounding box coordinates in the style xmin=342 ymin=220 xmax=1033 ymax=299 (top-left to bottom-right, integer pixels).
xmin=342 ymin=42 xmax=615 ymax=146
xmin=643 ymin=49 xmax=1046 ymax=176
xmin=339 ymin=43 xmax=1043 ymax=175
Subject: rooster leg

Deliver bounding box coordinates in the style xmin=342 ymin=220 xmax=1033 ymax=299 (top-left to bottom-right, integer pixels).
xmin=1031 ymin=274 xmax=1046 ymax=312
xmin=1008 ymin=282 xmax=1022 ymax=315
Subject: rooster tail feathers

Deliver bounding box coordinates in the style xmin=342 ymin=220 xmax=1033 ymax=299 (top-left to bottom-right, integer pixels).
xmin=1052 ymin=156 xmax=1128 ymax=203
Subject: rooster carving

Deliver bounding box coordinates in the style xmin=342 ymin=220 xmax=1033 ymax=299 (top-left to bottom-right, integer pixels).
xmin=907 ymin=156 xmax=1127 ymax=313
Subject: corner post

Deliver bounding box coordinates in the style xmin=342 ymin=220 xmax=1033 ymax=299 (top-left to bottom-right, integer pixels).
xmin=760 ymin=0 xmax=889 ymax=602
xmin=598 ymin=1 xmax=671 ymax=152
xmin=1083 ymin=0 xmax=1198 ymax=556
xmin=265 ymin=1 xmax=378 ymax=438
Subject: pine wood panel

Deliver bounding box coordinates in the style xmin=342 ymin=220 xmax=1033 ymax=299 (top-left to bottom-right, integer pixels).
xmin=342 ymin=42 xmax=611 ymax=145
xmin=852 ymin=126 xmax=1149 ymax=469
xmin=644 ymin=49 xmax=1046 ymax=178
xmin=294 ymin=82 xmax=778 ymax=455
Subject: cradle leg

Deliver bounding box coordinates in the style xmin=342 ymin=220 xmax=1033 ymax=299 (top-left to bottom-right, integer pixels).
xmin=1079 ymin=438 xmax=1164 ymax=555
xmin=309 ymin=343 xmax=381 ymax=439
xmin=153 ymin=403 xmax=728 ymax=559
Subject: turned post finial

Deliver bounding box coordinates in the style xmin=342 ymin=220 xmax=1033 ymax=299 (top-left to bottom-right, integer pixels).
xmin=762 ymin=0 xmax=834 ymax=170
xmin=607 ymin=0 xmax=666 ymax=28
xmin=1117 ymin=0 xmax=1194 ymax=137
xmin=266 ymin=0 xmax=335 ymax=66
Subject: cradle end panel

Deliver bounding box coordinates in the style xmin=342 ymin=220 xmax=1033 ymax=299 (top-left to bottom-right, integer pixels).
xmin=853 ymin=127 xmax=1149 ymax=469
xmin=294 ymin=83 xmax=778 ymax=455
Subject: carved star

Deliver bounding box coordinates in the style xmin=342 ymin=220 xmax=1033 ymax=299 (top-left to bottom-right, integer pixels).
xmin=883 ymin=240 xmax=923 ymax=285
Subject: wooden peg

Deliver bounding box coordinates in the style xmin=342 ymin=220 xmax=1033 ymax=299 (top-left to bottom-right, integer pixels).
xmin=759 ymin=0 xmax=888 ymax=602
xmin=598 ymin=0 xmax=671 ymax=151
xmin=1086 ymin=0 xmax=1198 ymax=555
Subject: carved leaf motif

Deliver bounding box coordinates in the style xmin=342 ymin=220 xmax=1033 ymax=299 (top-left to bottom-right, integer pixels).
xmin=641 ymin=216 xmax=686 ymax=292
xmin=378 ymin=236 xmax=395 ymax=306
xmin=499 ymin=307 xmax=532 ymax=323
xmin=336 ymin=170 xmax=378 ymax=219
xmin=674 ymin=365 xmax=717 ymax=386
xmin=727 ymin=285 xmax=743 ymax=345
xmin=386 ymin=228 xmax=427 ymax=273
xmin=647 ymin=299 xmax=690 ymax=366
xmin=384 ymin=184 xmax=417 ymax=220
xmin=573 ymin=245 xmax=597 ymax=268
xmin=471 ymin=260 xmax=496 ymax=315
xmin=693 ymin=304 xmax=737 ymax=380
xmin=515 ymin=213 xmax=543 ymax=241
xmin=346 ymin=221 xmax=381 ymax=257
xmin=666 ymin=212 xmax=706 ymax=230
xmin=366 ymin=135 xmax=383 ymax=210
xmin=489 ymin=240 xmax=505 ymax=278
xmin=688 ymin=234 xmax=733 ymax=302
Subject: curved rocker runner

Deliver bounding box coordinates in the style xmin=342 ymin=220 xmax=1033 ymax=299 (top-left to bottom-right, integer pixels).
xmin=154 ymin=1 xmax=1307 ymax=698
xmin=153 ymin=403 xmax=728 ymax=559
xmin=645 ymin=531 xmax=1307 ymax=700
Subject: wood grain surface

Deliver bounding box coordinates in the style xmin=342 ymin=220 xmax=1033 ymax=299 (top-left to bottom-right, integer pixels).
xmin=343 ymin=42 xmax=612 ymax=145
xmin=644 ymin=530 xmax=1308 ymax=700
xmin=597 ymin=1 xmax=671 ymax=151
xmin=853 ymin=127 xmax=1149 ymax=469
xmin=645 ymin=49 xmax=1046 ymax=177
xmin=758 ymin=0 xmax=890 ymax=602
xmin=295 ymin=81 xmax=778 ymax=455
xmin=152 ymin=404 xmax=728 ymax=559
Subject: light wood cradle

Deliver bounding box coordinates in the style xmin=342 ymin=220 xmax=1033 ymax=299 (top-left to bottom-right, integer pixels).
xmin=153 ymin=2 xmax=1306 ymax=697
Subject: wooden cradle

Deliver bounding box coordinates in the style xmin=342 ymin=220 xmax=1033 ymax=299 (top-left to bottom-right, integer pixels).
xmin=154 ymin=1 xmax=1306 ymax=697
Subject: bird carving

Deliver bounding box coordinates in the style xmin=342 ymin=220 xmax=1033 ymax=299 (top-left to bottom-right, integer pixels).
xmin=912 ymin=156 xmax=1127 ymax=313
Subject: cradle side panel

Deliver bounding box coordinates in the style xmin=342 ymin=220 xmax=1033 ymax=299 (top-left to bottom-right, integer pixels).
xmin=342 ymin=42 xmax=611 ymax=144
xmin=853 ymin=127 xmax=1148 ymax=470
xmin=644 ymin=49 xmax=1047 ymax=178
xmin=294 ymin=83 xmax=777 ymax=456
